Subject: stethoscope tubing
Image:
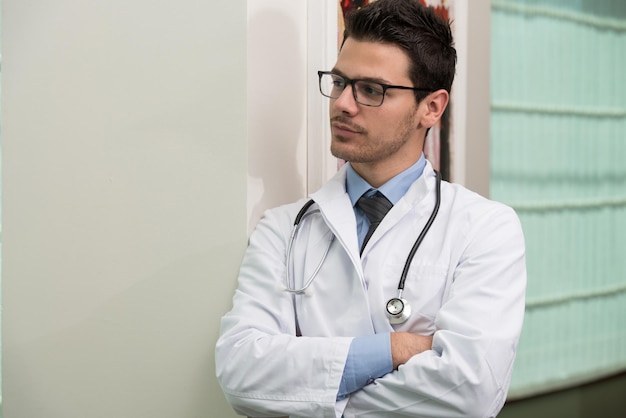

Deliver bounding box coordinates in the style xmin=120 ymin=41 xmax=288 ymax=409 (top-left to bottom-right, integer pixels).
xmin=285 ymin=202 xmax=333 ymax=294
xmin=398 ymin=170 xmax=441 ymax=291
xmin=285 ymin=171 xmax=441 ymax=301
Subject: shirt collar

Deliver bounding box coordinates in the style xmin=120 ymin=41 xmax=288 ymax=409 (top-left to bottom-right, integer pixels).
xmin=346 ymin=154 xmax=427 ymax=207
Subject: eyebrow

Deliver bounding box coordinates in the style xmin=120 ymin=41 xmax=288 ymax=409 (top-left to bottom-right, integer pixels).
xmin=330 ymin=68 xmax=392 ymax=85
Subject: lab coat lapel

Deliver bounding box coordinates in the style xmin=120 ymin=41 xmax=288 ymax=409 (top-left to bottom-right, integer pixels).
xmin=310 ymin=165 xmax=362 ymax=271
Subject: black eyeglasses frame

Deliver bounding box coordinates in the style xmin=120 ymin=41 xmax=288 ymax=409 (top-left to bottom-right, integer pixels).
xmin=317 ymin=70 xmax=433 ymax=107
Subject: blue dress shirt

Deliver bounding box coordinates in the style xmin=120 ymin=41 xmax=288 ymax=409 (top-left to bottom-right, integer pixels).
xmin=337 ymin=155 xmax=427 ymax=399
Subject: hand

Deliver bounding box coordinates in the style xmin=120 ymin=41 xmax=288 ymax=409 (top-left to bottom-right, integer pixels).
xmin=390 ymin=332 xmax=433 ymax=370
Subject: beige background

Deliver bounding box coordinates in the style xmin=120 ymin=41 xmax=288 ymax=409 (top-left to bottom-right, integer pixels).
xmin=2 ymin=0 xmax=246 ymax=416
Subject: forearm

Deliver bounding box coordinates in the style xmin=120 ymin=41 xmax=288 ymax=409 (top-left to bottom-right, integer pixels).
xmin=343 ymin=332 xmax=515 ymax=418
xmin=217 ymin=322 xmax=352 ymax=417
xmin=216 ymin=205 xmax=353 ymax=417
xmin=338 ymin=333 xmax=394 ymax=399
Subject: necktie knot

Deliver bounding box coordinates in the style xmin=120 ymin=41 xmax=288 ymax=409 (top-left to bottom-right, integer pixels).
xmin=357 ymin=190 xmax=393 ymax=253
xmin=357 ymin=191 xmax=393 ymax=224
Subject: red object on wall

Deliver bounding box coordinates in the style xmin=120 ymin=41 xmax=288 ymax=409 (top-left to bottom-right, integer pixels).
xmin=340 ymin=0 xmax=370 ymax=18
xmin=341 ymin=1 xmax=449 ymax=23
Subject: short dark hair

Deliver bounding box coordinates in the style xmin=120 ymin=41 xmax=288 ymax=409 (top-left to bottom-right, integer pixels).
xmin=342 ymin=0 xmax=456 ymax=102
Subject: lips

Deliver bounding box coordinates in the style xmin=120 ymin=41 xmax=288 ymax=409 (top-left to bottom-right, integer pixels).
xmin=331 ymin=118 xmax=364 ymax=136
xmin=332 ymin=123 xmax=358 ymax=136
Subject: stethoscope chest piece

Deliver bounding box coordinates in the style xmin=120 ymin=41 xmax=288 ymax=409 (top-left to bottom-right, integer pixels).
xmin=386 ymin=297 xmax=411 ymax=324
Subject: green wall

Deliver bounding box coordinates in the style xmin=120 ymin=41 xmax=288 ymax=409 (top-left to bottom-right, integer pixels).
xmin=491 ymin=0 xmax=626 ymax=402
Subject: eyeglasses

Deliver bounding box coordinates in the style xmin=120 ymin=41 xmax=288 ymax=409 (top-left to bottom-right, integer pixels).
xmin=317 ymin=71 xmax=432 ymax=107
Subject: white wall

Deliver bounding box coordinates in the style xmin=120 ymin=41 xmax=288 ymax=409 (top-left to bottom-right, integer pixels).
xmin=246 ymin=0 xmax=338 ymax=233
xmin=450 ymin=0 xmax=491 ymax=197
xmin=1 ymin=1 xmax=246 ymax=417
xmin=246 ymin=0 xmax=309 ymax=233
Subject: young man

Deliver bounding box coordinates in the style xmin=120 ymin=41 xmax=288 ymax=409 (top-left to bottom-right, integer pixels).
xmin=216 ymin=1 xmax=526 ymax=417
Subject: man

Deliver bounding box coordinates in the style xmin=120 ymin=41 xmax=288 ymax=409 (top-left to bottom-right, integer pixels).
xmin=216 ymin=1 xmax=526 ymax=417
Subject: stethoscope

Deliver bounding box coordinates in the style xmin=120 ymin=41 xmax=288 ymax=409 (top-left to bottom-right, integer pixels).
xmin=285 ymin=171 xmax=441 ymax=325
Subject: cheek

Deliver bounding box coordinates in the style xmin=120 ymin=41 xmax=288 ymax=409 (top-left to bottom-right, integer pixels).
xmin=387 ymin=101 xmax=418 ymax=122
xmin=387 ymin=109 xmax=418 ymax=136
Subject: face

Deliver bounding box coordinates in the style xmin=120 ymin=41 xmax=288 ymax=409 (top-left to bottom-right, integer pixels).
xmin=329 ymin=38 xmax=426 ymax=178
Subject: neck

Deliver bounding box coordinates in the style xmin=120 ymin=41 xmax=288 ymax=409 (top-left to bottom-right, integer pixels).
xmin=351 ymin=151 xmax=423 ymax=188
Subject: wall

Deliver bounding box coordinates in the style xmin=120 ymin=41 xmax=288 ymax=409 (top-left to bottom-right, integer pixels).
xmin=451 ymin=0 xmax=491 ymax=197
xmin=490 ymin=0 xmax=626 ymax=399
xmin=1 ymin=1 xmax=246 ymax=417
xmin=246 ymin=0 xmax=309 ymax=233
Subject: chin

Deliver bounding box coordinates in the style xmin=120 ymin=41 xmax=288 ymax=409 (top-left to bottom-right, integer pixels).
xmin=330 ymin=144 xmax=351 ymax=162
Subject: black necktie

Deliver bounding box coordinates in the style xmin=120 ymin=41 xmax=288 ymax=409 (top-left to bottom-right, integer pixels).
xmin=357 ymin=190 xmax=393 ymax=254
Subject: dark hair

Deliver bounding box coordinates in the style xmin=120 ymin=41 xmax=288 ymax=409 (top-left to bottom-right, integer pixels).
xmin=342 ymin=0 xmax=456 ymax=102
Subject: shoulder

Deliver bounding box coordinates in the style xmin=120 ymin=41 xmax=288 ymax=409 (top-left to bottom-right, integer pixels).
xmin=255 ymin=198 xmax=312 ymax=233
xmin=440 ymin=181 xmax=524 ymax=244
xmin=443 ymin=181 xmax=518 ymax=219
xmin=251 ymin=166 xmax=348 ymax=241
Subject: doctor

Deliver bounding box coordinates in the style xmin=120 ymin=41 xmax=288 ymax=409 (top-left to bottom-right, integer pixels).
xmin=216 ymin=1 xmax=526 ymax=417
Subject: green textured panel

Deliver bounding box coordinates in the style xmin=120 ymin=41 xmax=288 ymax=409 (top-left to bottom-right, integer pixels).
xmin=491 ymin=0 xmax=626 ymax=398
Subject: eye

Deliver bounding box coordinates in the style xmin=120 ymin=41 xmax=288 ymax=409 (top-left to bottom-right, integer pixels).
xmin=357 ymin=81 xmax=384 ymax=97
xmin=330 ymin=75 xmax=347 ymax=89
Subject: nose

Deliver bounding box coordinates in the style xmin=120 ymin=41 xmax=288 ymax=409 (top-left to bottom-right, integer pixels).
xmin=332 ymin=84 xmax=359 ymax=115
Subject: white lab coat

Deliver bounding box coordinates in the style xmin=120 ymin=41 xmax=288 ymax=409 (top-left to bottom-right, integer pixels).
xmin=216 ymin=162 xmax=526 ymax=418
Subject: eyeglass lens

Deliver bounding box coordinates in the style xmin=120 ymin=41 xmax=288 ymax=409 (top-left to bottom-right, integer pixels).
xmin=319 ymin=73 xmax=386 ymax=106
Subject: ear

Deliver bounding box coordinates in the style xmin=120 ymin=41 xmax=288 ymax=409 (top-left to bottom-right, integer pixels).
xmin=418 ymin=89 xmax=449 ymax=129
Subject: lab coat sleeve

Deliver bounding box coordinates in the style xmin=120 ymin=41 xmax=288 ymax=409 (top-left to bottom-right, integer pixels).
xmin=215 ymin=205 xmax=353 ymax=418
xmin=343 ymin=203 xmax=527 ymax=418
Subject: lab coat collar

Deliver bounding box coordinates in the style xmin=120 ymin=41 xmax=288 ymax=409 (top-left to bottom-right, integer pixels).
xmin=310 ymin=164 xmax=362 ymax=271
xmin=309 ymin=161 xmax=438 ymax=259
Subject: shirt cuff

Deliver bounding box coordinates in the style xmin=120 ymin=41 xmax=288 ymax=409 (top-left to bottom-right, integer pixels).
xmin=337 ymin=333 xmax=393 ymax=399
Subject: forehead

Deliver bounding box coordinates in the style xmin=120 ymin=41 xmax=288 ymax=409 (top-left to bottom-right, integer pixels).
xmin=333 ymin=38 xmax=412 ymax=83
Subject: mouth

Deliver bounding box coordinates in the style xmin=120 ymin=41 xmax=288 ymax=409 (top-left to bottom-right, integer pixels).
xmin=331 ymin=118 xmax=364 ymax=137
